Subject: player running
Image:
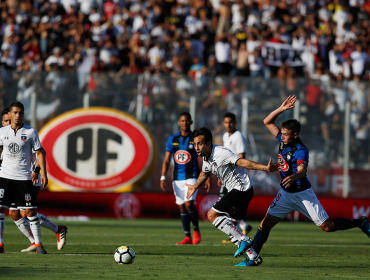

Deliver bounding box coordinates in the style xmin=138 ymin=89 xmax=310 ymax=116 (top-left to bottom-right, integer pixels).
xmin=161 ymin=112 xmax=210 ymax=245
xmin=220 ymin=113 xmax=252 ymax=243
xmin=0 ymin=102 xmax=48 ymax=254
xmin=186 ymin=127 xmax=277 ymax=266
xmin=242 ymin=95 xmax=370 ymax=267
xmin=1 ymin=108 xmax=68 ymax=253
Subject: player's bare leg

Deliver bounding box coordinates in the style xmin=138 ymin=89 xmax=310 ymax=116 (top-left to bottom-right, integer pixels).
xmin=176 ymin=203 xmax=192 ymax=245
xmin=319 ymin=217 xmax=369 ymax=238
xmin=185 ymin=200 xmax=201 ymax=245
xmin=20 ymin=210 xmax=68 ymax=251
xmin=0 ymin=208 xmax=5 ymax=253
xmin=25 ymin=208 xmax=46 ymax=254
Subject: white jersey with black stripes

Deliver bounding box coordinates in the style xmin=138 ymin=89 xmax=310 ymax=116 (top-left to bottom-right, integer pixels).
xmin=202 ymin=145 xmax=251 ymax=192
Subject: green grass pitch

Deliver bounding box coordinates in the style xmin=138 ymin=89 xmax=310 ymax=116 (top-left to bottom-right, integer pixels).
xmin=1 ymin=217 xmax=370 ymax=279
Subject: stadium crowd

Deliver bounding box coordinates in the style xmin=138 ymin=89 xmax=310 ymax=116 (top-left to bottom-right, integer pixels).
xmin=0 ymin=0 xmax=369 ymax=169
xmin=1 ymin=0 xmax=370 ymax=79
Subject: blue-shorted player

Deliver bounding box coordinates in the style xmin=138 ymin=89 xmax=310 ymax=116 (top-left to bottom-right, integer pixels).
xmin=235 ymin=95 xmax=370 ymax=267
xmin=160 ymin=112 xmax=210 ymax=245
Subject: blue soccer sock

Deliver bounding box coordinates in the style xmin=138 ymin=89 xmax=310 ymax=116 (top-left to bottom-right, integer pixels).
xmin=333 ymin=218 xmax=363 ymax=231
xmin=252 ymin=227 xmax=270 ymax=254
xmin=189 ymin=208 xmax=200 ymax=232
xmin=180 ymin=212 xmax=191 ymax=238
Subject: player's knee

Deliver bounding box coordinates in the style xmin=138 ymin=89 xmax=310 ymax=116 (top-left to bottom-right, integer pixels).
xmin=207 ymin=210 xmax=217 ymax=222
xmin=9 ymin=210 xmax=21 ymax=221
xmin=26 ymin=209 xmax=37 ymax=217
xmin=320 ymin=222 xmax=335 ymax=232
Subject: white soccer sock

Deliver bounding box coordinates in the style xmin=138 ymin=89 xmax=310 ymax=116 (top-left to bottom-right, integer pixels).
xmin=14 ymin=218 xmax=35 ymax=244
xmin=238 ymin=220 xmax=248 ymax=231
xmin=212 ymin=216 xmax=248 ymax=242
xmin=37 ymin=213 xmax=58 ymax=233
xmin=0 ymin=213 xmax=4 ymax=244
xmin=246 ymin=248 xmax=258 ymax=260
xmin=28 ymin=216 xmax=41 ymax=244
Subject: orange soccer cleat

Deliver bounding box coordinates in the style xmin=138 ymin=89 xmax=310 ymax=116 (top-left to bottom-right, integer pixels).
xmin=192 ymin=231 xmax=201 ymax=245
xmin=176 ymin=237 xmax=192 ymax=245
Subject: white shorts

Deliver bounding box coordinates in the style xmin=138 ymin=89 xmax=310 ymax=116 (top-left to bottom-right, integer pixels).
xmin=268 ymin=188 xmax=329 ymax=226
xmin=173 ymin=178 xmax=198 ymax=205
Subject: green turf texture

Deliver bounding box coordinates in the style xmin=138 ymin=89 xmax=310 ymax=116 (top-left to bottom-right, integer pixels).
xmin=1 ymin=217 xmax=369 ymax=279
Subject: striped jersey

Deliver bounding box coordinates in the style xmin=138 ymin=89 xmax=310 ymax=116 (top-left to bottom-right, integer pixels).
xmin=166 ymin=132 xmax=199 ymax=181
xmin=276 ymin=131 xmax=311 ymax=193
xmin=202 ymin=145 xmax=251 ymax=192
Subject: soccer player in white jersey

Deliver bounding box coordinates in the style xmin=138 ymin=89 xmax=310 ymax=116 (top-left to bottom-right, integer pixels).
xmin=186 ymin=127 xmax=278 ymax=266
xmin=0 ymin=102 xmax=48 ymax=254
xmin=247 ymin=95 xmax=370 ymax=266
xmin=1 ymin=108 xmax=68 ymax=252
xmin=220 ymin=113 xmax=252 ymax=243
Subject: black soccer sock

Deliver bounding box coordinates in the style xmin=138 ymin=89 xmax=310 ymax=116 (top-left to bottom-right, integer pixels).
xmin=252 ymin=227 xmax=270 ymax=255
xmin=333 ymin=218 xmax=363 ymax=231
xmin=189 ymin=208 xmax=200 ymax=232
xmin=180 ymin=212 xmax=191 ymax=238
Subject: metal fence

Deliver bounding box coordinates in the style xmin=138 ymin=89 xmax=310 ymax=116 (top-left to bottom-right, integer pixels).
xmin=1 ymin=70 xmax=369 ymax=197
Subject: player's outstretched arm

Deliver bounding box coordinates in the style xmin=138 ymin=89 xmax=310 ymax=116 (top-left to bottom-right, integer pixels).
xmin=35 ymin=149 xmax=48 ymax=188
xmin=236 ymin=158 xmax=278 ymax=172
xmin=282 ymin=165 xmax=307 ymax=188
xmin=263 ymin=95 xmax=297 ymax=137
xmin=186 ymin=171 xmax=211 ymax=199
xmin=160 ymin=151 xmax=172 ymax=191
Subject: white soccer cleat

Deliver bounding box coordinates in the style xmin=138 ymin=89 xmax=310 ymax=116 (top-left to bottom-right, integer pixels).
xmin=21 ymin=243 xmax=36 ymax=252
xmin=55 ymin=225 xmax=68 ymax=250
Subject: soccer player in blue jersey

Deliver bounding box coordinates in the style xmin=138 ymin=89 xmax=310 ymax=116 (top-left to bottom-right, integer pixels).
xmin=161 ymin=112 xmax=210 ymax=245
xmin=235 ymin=95 xmax=370 ymax=267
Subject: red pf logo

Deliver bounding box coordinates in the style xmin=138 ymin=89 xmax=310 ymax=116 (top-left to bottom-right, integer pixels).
xmin=174 ymin=150 xmax=191 ymax=164
xmin=39 ymin=108 xmax=156 ymax=192
xmin=278 ymin=154 xmax=289 ymax=172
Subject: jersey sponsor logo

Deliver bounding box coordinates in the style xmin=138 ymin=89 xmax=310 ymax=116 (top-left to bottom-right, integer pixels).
xmin=8 ymin=143 xmax=20 ymax=154
xmin=21 ymin=135 xmax=27 ymax=141
xmin=278 ymin=154 xmax=289 ymax=172
xmin=114 ymin=193 xmax=140 ymax=219
xmin=39 ymin=108 xmax=156 ymax=192
xmin=174 ymin=150 xmax=191 ymax=164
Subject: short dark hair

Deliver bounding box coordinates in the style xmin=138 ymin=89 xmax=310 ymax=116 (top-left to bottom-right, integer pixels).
xmin=9 ymin=102 xmax=24 ymax=113
xmin=179 ymin=112 xmax=192 ymax=119
xmin=192 ymin=127 xmax=212 ymax=144
xmin=2 ymin=108 xmax=9 ymax=116
xmin=281 ymin=119 xmax=301 ymax=134
xmin=224 ymin=112 xmax=236 ymax=122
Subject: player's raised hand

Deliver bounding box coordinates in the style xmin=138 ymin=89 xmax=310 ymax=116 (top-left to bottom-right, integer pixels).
xmin=279 ymin=95 xmax=297 ymax=111
xmin=31 ymin=172 xmax=39 ymax=185
xmin=186 ymin=184 xmax=196 ymax=199
xmin=282 ymin=175 xmax=295 ymax=188
xmin=160 ymin=180 xmax=166 ymax=192
xmin=267 ymin=158 xmax=279 ymax=172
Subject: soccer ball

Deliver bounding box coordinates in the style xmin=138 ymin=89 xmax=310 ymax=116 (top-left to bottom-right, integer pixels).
xmin=114 ymin=246 xmax=135 ymax=265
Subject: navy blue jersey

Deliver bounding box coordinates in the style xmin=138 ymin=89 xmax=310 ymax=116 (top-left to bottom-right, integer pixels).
xmin=276 ymin=131 xmax=311 ymax=193
xmin=166 ymin=132 xmax=200 ymax=181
